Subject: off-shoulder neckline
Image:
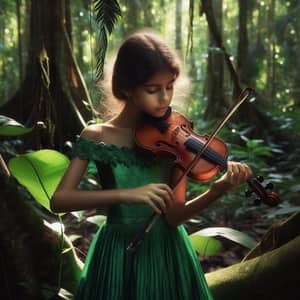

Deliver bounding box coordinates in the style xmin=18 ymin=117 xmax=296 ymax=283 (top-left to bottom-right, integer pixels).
xmin=78 ymin=135 xmax=136 ymax=151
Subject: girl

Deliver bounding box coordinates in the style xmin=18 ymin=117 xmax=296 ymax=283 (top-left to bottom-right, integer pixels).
xmin=51 ymin=31 xmax=252 ymax=300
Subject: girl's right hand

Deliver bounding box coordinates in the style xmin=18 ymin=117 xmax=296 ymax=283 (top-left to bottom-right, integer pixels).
xmin=122 ymin=183 xmax=174 ymax=214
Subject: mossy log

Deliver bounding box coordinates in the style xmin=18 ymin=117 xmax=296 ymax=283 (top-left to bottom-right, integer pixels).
xmin=206 ymin=212 xmax=300 ymax=300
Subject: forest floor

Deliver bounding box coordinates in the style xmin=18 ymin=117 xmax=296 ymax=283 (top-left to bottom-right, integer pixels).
xmin=64 ymin=210 xmax=272 ymax=274
xmin=199 ymin=211 xmax=271 ymax=273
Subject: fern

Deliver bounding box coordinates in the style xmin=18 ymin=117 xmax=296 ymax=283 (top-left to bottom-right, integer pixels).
xmin=94 ymin=0 xmax=121 ymax=80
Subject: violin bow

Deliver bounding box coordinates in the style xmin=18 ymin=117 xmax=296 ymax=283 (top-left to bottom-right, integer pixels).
xmin=127 ymin=87 xmax=255 ymax=253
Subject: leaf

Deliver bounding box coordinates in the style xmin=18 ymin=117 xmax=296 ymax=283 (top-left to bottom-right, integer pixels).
xmin=0 ymin=115 xmax=33 ymax=136
xmin=94 ymin=0 xmax=121 ymax=80
xmin=193 ymin=227 xmax=257 ymax=249
xmin=48 ymin=221 xmax=65 ymax=233
xmin=58 ymin=288 xmax=74 ymax=299
xmin=62 ymin=247 xmax=72 ymax=254
xmin=8 ymin=150 xmax=69 ymax=213
xmin=266 ymin=206 xmax=300 ymax=218
xmin=246 ymin=139 xmax=261 ymax=149
xmin=189 ymin=234 xmax=223 ymax=256
xmin=68 ymin=234 xmax=82 ymax=242
xmin=86 ymin=215 xmax=107 ymax=227
xmin=252 ymin=146 xmax=272 ymax=156
xmin=290 ymin=184 xmax=300 ymax=192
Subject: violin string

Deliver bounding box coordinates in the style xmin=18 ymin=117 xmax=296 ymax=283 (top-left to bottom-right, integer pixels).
xmin=171 ymin=129 xmax=227 ymax=167
xmin=187 ymin=138 xmax=227 ymax=167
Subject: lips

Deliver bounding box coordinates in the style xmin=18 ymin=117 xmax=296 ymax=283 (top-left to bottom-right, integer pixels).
xmin=157 ymin=106 xmax=168 ymax=112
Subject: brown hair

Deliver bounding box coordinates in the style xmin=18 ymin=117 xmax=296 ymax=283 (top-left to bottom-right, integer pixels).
xmin=98 ymin=31 xmax=189 ymax=119
xmin=111 ymin=31 xmax=181 ymax=100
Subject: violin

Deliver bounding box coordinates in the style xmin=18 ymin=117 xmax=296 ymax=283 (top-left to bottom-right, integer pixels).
xmin=127 ymin=89 xmax=280 ymax=252
xmin=135 ymin=107 xmax=280 ymax=207
xmin=136 ymin=109 xmax=227 ymax=181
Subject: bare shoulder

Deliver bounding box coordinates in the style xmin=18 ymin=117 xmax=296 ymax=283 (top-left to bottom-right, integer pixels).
xmin=80 ymin=124 xmax=104 ymax=142
xmin=80 ymin=121 xmax=133 ymax=147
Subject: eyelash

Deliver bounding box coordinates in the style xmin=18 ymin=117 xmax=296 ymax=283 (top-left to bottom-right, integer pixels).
xmin=146 ymin=85 xmax=174 ymax=94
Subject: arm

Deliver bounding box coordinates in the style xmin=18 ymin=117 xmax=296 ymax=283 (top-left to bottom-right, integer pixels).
xmin=50 ymin=156 xmax=127 ymax=213
xmin=50 ymin=126 xmax=174 ymax=214
xmin=165 ymin=161 xmax=252 ymax=227
xmin=50 ymin=125 xmax=128 ymax=213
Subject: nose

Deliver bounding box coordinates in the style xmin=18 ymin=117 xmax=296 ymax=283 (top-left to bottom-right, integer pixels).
xmin=160 ymin=88 xmax=170 ymax=104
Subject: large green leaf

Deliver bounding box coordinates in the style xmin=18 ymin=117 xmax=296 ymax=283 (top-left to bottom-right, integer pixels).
xmin=189 ymin=234 xmax=223 ymax=256
xmin=0 ymin=115 xmax=33 ymax=136
xmin=8 ymin=150 xmax=69 ymax=212
xmin=86 ymin=215 xmax=107 ymax=227
xmin=194 ymin=227 xmax=257 ymax=249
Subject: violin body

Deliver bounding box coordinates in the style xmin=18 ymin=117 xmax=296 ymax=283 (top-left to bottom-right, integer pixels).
xmin=135 ymin=111 xmax=228 ymax=181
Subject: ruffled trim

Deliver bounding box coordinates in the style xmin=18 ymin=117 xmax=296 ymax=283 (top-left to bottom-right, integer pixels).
xmin=71 ymin=135 xmax=154 ymax=167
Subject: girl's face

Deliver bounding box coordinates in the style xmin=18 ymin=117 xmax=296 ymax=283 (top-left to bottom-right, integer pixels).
xmin=127 ymin=70 xmax=176 ymax=117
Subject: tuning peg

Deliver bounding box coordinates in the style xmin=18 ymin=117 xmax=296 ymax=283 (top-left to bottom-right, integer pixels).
xmin=253 ymin=198 xmax=261 ymax=206
xmin=245 ymin=189 xmax=253 ymax=197
xmin=265 ymin=182 xmax=274 ymax=190
xmin=256 ymin=175 xmax=264 ymax=183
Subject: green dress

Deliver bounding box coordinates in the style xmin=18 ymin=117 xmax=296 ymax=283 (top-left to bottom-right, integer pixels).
xmin=73 ymin=136 xmax=213 ymax=300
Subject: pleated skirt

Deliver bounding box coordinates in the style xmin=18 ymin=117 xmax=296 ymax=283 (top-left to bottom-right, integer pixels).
xmin=75 ymin=217 xmax=213 ymax=300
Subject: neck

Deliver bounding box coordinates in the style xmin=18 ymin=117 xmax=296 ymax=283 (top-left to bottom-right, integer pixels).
xmin=110 ymin=102 xmax=143 ymax=129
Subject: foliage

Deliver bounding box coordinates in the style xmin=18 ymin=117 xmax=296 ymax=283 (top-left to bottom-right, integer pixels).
xmin=0 ymin=115 xmax=33 ymax=136
xmin=8 ymin=150 xmax=70 ymax=213
xmin=94 ymin=0 xmax=122 ymax=80
xmin=189 ymin=234 xmax=223 ymax=257
xmin=194 ymin=227 xmax=257 ymax=249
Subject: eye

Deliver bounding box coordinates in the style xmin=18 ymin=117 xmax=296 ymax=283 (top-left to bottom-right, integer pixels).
xmin=146 ymin=89 xmax=157 ymax=94
xmin=145 ymin=87 xmax=159 ymax=94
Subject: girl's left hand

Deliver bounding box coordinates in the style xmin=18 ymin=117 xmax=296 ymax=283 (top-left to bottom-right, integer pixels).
xmin=210 ymin=161 xmax=252 ymax=195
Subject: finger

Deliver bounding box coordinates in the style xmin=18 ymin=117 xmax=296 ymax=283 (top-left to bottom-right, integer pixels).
xmin=228 ymin=162 xmax=247 ymax=184
xmin=243 ymin=163 xmax=253 ymax=178
xmin=157 ymin=188 xmax=173 ymax=207
xmin=227 ymin=161 xmax=234 ymax=173
xmin=157 ymin=183 xmax=173 ymax=197
xmin=231 ymin=162 xmax=240 ymax=174
xmin=234 ymin=163 xmax=252 ymax=183
xmin=225 ymin=162 xmax=234 ymax=181
xmin=156 ymin=184 xmax=174 ymax=205
xmin=147 ymin=199 xmax=162 ymax=214
xmin=152 ymin=194 xmax=167 ymax=212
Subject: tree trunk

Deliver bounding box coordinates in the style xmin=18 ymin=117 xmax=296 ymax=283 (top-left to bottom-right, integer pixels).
xmin=143 ymin=0 xmax=153 ymax=27
xmin=124 ymin=0 xmax=138 ymax=34
xmin=206 ymin=212 xmax=300 ymax=299
xmin=0 ymin=0 xmax=94 ymax=150
xmin=286 ymin=0 xmax=300 ymax=107
xmin=0 ymin=1 xmax=7 ymax=101
xmin=16 ymin=0 xmax=24 ymax=85
xmin=203 ymin=0 xmax=225 ymax=120
xmin=201 ymin=0 xmax=275 ymax=139
xmin=237 ymin=0 xmax=249 ymax=89
xmin=175 ymin=0 xmax=182 ymax=51
xmin=0 ymin=171 xmax=82 ymax=299
xmin=266 ymin=0 xmax=276 ymax=105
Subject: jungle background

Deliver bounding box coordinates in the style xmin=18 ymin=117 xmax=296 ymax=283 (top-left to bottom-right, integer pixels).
xmin=0 ymin=0 xmax=300 ymax=299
